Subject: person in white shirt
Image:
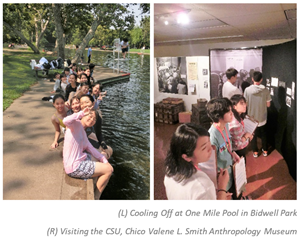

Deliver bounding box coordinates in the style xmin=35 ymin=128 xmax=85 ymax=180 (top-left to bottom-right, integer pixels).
xmin=164 ymin=123 xmax=231 ymax=200
xmin=222 ymin=68 xmax=242 ymax=99
xmin=120 ymin=38 xmax=129 ymax=59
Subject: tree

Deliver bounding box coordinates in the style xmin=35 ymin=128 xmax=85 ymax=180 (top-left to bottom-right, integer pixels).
xmin=28 ymin=4 xmax=52 ymax=49
xmin=141 ymin=16 xmax=150 ymax=48
xmin=3 ymin=4 xmax=40 ymax=53
xmin=68 ymin=4 xmax=134 ymax=63
xmin=130 ymin=26 xmax=143 ymax=48
xmin=52 ymin=4 xmax=65 ymax=59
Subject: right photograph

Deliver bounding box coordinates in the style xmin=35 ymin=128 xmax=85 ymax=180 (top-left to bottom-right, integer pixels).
xmin=153 ymin=3 xmax=296 ymax=200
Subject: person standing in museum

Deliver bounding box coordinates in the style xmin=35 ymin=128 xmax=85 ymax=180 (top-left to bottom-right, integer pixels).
xmin=244 ymin=71 xmax=271 ymax=157
xmin=222 ymin=68 xmax=242 ymax=99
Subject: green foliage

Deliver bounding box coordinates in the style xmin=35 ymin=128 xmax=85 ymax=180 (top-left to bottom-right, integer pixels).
xmin=130 ymin=26 xmax=143 ymax=48
xmin=2 ymin=51 xmax=56 ymax=111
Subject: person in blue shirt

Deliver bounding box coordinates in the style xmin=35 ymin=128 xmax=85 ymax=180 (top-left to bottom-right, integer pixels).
xmin=87 ymin=46 xmax=92 ymax=63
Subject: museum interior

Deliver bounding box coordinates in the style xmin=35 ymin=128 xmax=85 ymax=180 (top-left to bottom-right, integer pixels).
xmin=153 ymin=4 xmax=296 ymax=200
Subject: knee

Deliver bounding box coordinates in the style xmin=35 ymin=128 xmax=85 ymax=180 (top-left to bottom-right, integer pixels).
xmin=106 ymin=163 xmax=114 ymax=176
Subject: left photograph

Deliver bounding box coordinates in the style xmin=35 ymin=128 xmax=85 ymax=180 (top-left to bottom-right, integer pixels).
xmin=3 ymin=3 xmax=150 ymax=200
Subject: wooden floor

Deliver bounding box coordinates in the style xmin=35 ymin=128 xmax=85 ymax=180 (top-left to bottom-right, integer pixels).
xmin=154 ymin=122 xmax=297 ymax=200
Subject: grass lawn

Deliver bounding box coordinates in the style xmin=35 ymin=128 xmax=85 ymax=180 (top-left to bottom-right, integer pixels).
xmin=3 ymin=50 xmax=58 ymax=111
xmin=129 ymin=48 xmax=150 ymax=54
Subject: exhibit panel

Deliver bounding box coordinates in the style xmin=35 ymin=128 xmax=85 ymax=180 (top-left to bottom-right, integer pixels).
xmin=209 ymin=48 xmax=263 ymax=98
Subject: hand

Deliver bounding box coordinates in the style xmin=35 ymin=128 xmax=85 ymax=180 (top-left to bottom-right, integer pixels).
xmin=51 ymin=142 xmax=58 ymax=149
xmin=65 ymin=101 xmax=70 ymax=109
xmin=233 ymin=152 xmax=241 ymax=163
xmin=225 ymin=192 xmax=233 ymax=200
xmin=97 ymin=94 xmax=105 ymax=101
xmin=245 ymin=132 xmax=253 ymax=141
xmin=82 ymin=107 xmax=90 ymax=116
xmin=217 ymin=168 xmax=229 ymax=190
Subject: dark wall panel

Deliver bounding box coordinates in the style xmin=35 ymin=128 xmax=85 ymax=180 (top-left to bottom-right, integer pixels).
xmin=262 ymin=40 xmax=296 ymax=181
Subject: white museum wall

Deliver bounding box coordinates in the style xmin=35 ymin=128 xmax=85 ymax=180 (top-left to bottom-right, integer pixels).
xmin=154 ymin=56 xmax=210 ymax=112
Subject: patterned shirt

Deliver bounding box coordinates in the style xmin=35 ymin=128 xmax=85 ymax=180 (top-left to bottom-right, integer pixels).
xmin=228 ymin=116 xmax=249 ymax=151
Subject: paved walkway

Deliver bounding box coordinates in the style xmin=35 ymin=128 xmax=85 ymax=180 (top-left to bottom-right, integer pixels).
xmin=3 ymin=78 xmax=93 ymax=200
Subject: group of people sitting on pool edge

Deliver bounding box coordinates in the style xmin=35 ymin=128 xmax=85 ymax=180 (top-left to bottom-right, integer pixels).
xmin=48 ymin=62 xmax=112 ymax=197
xmin=164 ymin=69 xmax=271 ymax=200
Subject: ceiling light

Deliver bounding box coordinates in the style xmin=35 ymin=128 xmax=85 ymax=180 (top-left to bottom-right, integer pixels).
xmin=164 ymin=21 xmax=169 ymax=25
xmin=177 ymin=12 xmax=189 ymax=25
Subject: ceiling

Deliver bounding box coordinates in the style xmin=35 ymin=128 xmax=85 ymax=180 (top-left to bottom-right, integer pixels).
xmin=154 ymin=4 xmax=297 ymax=46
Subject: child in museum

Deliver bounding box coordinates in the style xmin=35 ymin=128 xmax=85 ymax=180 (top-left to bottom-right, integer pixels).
xmin=222 ymin=68 xmax=242 ymax=99
xmin=229 ymin=94 xmax=253 ymax=164
xmin=164 ymin=123 xmax=231 ymax=200
xmin=206 ymin=97 xmax=241 ymax=199
xmin=244 ymin=71 xmax=271 ymax=157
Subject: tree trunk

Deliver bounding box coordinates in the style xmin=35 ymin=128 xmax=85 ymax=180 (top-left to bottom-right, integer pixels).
xmin=36 ymin=19 xmax=49 ymax=49
xmin=3 ymin=21 xmax=40 ymax=54
xmin=52 ymin=4 xmax=65 ymax=59
xmin=72 ymin=19 xmax=101 ymax=63
xmin=34 ymin=17 xmax=39 ymax=46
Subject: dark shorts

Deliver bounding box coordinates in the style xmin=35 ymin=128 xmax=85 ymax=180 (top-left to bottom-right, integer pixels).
xmin=122 ymin=47 xmax=128 ymax=53
xmin=67 ymin=154 xmax=95 ymax=179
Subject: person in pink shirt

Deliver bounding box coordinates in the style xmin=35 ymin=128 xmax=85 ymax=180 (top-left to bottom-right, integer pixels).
xmin=63 ymin=107 xmax=113 ymax=196
xmin=228 ymin=94 xmax=253 ymax=164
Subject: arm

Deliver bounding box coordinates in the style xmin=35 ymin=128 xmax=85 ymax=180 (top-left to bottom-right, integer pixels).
xmin=63 ymin=111 xmax=85 ymax=128
xmin=266 ymin=101 xmax=271 ymax=107
xmin=86 ymin=141 xmax=108 ymax=163
xmin=94 ymin=95 xmax=105 ymax=109
xmin=217 ymin=169 xmax=232 ymax=200
xmin=51 ymin=116 xmax=61 ymax=148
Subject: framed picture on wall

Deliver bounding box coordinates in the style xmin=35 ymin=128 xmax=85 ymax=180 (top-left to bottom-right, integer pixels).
xmin=156 ymin=57 xmax=188 ymax=95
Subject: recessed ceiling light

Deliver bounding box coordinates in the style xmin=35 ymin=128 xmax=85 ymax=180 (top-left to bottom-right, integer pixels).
xmin=164 ymin=21 xmax=169 ymax=25
xmin=177 ymin=12 xmax=189 ymax=25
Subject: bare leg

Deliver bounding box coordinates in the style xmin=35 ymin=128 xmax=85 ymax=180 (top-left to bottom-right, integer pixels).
xmin=92 ymin=162 xmax=113 ymax=196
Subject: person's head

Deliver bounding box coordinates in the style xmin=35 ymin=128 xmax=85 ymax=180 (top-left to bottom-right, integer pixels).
xmin=91 ymin=83 xmax=101 ymax=96
xmin=123 ymin=38 xmax=128 ymax=43
xmin=206 ymin=98 xmax=233 ymax=123
xmin=79 ymin=94 xmax=95 ymax=110
xmin=230 ymin=94 xmax=247 ymax=122
xmin=252 ymin=71 xmax=263 ymax=84
xmin=84 ymin=68 xmax=90 ymax=76
xmin=77 ymin=67 xmax=83 ymax=76
xmin=52 ymin=94 xmax=65 ymax=112
xmin=64 ymin=67 xmax=70 ymax=75
xmin=79 ymin=73 xmax=88 ymax=83
xmin=89 ymin=63 xmax=95 ymax=71
xmin=226 ymin=68 xmax=238 ymax=83
xmin=60 ymin=73 xmax=67 ymax=83
xmin=68 ymin=73 xmax=77 ymax=84
xmin=70 ymin=96 xmax=80 ymax=113
xmin=71 ymin=63 xmax=77 ymax=71
xmin=165 ymin=123 xmax=212 ymax=182
xmin=81 ymin=109 xmax=96 ymax=129
xmin=76 ymin=45 xmax=79 ymax=49
xmin=54 ymin=72 xmax=60 ymax=79
xmin=79 ymin=82 xmax=90 ymax=95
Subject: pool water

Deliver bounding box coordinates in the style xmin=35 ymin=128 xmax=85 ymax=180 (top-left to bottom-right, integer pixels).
xmin=66 ymin=49 xmax=150 ymax=200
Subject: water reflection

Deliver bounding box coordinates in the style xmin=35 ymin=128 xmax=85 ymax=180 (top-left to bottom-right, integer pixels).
xmin=66 ymin=49 xmax=150 ymax=199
